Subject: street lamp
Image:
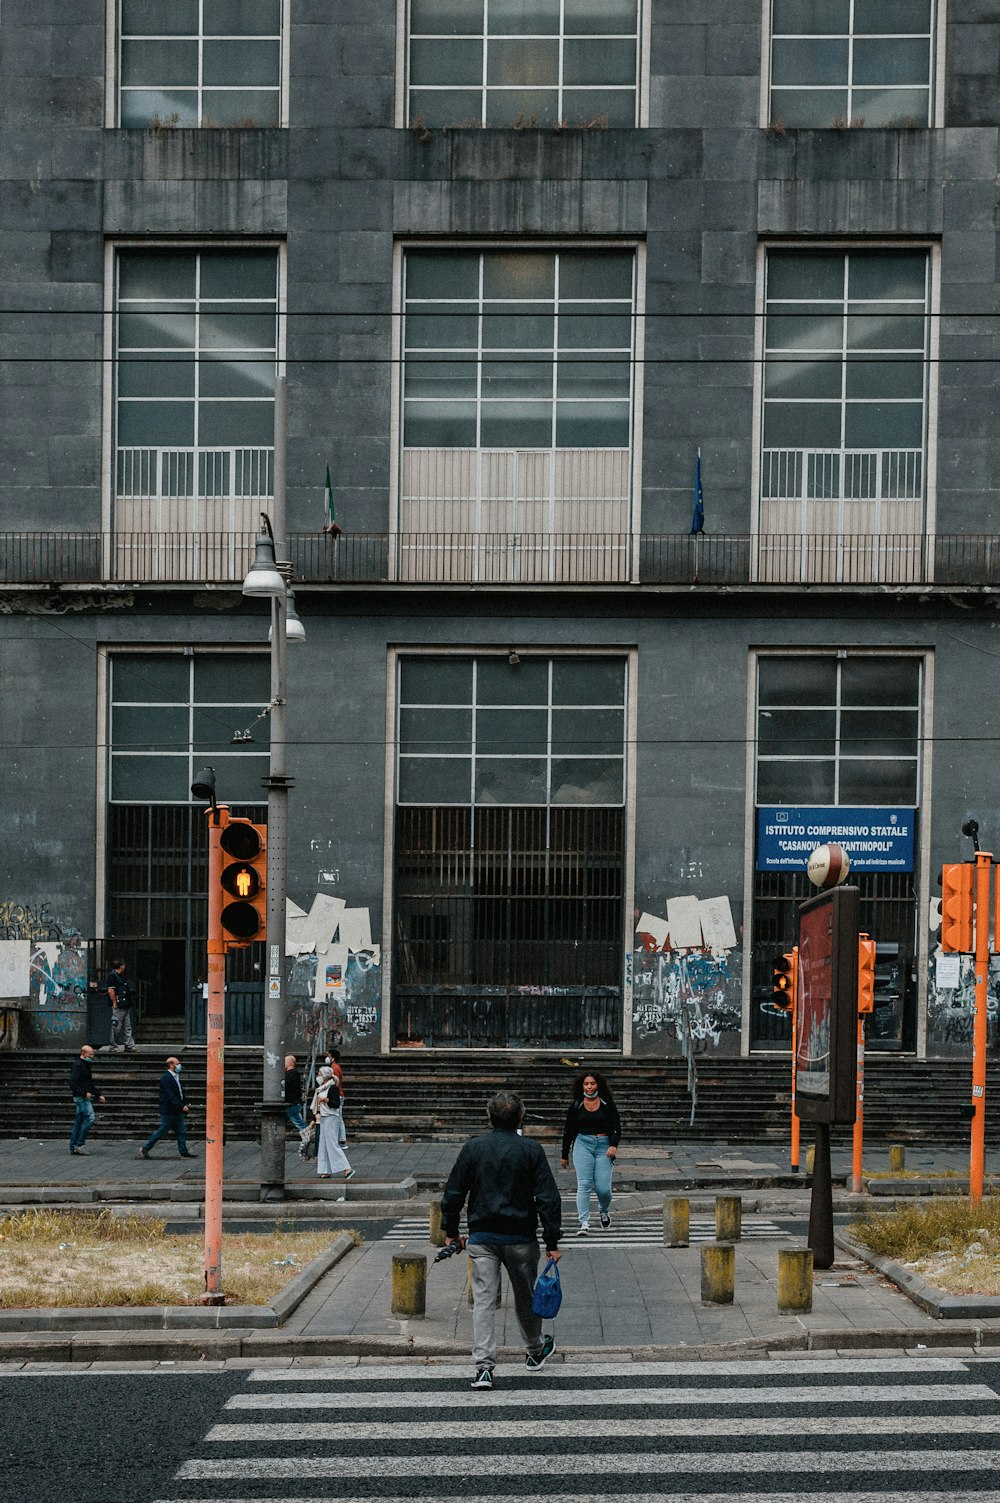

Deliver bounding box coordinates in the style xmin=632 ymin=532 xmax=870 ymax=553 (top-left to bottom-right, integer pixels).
xmin=241 ymin=374 xmax=301 ymax=1200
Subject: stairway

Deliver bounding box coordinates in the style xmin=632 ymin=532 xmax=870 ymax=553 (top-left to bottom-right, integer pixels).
xmin=1 ymin=1049 xmax=997 ymax=1146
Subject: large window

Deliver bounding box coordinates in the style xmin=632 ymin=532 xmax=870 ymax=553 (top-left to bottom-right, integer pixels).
xmin=407 ymin=0 xmax=639 ymax=128
xmin=118 ymin=0 xmax=282 ymax=128
xmin=756 ymin=655 xmax=921 ymax=807
xmin=760 ymin=248 xmax=929 ymax=581
xmin=769 ymin=0 xmax=936 ymax=128
xmin=109 ymin=653 xmax=270 ymax=803
xmin=393 ymin=655 xmax=627 ymax=1048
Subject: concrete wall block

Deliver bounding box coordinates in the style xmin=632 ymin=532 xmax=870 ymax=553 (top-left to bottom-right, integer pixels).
xmin=946 ymin=75 xmax=1000 ymax=128
xmin=947 ymin=23 xmax=1000 ymax=74
xmin=649 ymin=76 xmax=759 ymax=130
xmin=48 ymin=230 xmax=104 ymax=284
xmin=338 ymin=231 xmax=392 ymax=285
xmin=393 ymin=178 xmax=646 ymax=236
xmin=706 ymin=26 xmax=761 ymax=78
xmin=103 ymin=178 xmax=287 ymax=235
xmin=941 ymin=229 xmax=997 ymax=284
xmin=942 ymin=128 xmax=1000 ymax=180
xmin=701 ymin=231 xmax=756 ymax=286
xmin=649 ymin=25 xmax=708 ymax=78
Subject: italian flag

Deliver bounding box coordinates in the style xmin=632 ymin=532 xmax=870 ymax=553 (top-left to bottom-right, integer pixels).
xmin=322 ymin=463 xmax=342 ymax=536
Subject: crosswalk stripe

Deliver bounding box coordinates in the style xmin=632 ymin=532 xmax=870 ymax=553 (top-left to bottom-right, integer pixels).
xmin=176 ymin=1448 xmax=1000 ymax=1480
xmin=385 ymin=1217 xmax=790 ymax=1245
xmin=154 ymin=1494 xmax=1000 ymax=1503
xmin=246 ymin=1356 xmax=971 ymax=1381
xmin=206 ymin=1413 xmax=1000 ymax=1442
xmin=225 ymin=1382 xmax=993 ymax=1412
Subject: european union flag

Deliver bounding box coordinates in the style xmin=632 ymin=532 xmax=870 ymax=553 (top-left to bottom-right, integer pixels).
xmin=690 ymin=449 xmax=705 ymax=535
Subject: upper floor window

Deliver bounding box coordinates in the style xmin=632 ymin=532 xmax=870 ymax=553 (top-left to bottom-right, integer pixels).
xmin=403 ymin=248 xmax=634 ymax=451
xmin=407 ymin=0 xmax=639 ymax=128
xmin=769 ymin=0 xmax=935 ymax=128
xmin=119 ymin=0 xmax=282 ymax=127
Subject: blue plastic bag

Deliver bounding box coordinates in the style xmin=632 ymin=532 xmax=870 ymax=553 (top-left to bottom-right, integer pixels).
xmin=531 ymin=1257 xmax=562 ymax=1318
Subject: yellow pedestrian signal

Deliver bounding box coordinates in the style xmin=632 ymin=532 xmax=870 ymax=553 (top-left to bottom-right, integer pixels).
xmin=857 ymin=935 xmax=876 ymax=1014
xmin=218 ymin=818 xmax=267 ymax=947
xmin=772 ymin=952 xmax=796 ymax=1013
xmin=940 ymin=863 xmax=974 ymax=954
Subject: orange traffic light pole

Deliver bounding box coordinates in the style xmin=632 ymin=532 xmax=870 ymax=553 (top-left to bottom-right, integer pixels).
xmin=203 ymin=806 xmax=228 ymax=1302
xmin=970 ymin=849 xmax=992 ymax=1205
xmin=852 ymin=936 xmax=876 ymax=1195
xmin=787 ymin=949 xmax=800 ymax=1172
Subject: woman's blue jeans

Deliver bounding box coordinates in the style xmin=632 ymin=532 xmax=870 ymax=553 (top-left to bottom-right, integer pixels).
xmin=572 ymin=1133 xmax=613 ymax=1226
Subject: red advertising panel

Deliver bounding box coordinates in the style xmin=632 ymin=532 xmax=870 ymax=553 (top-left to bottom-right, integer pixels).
xmin=795 ymin=885 xmax=859 ymax=1125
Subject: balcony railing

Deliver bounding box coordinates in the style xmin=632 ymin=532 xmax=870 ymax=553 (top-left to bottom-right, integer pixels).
xmin=5 ymin=531 xmax=1000 ymax=587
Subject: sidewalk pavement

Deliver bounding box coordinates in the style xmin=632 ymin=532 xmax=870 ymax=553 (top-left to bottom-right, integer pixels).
xmin=3 ymin=1134 xmax=998 ymax=1362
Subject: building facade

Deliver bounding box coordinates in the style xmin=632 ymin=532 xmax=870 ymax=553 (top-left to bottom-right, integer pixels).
xmin=1 ymin=1 xmax=998 ymax=1063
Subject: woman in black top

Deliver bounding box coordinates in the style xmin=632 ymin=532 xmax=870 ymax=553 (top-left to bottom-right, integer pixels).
xmin=559 ymin=1069 xmax=621 ymax=1235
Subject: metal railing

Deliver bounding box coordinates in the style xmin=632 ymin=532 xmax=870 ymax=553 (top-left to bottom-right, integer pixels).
xmin=5 ymin=531 xmax=1000 ymax=588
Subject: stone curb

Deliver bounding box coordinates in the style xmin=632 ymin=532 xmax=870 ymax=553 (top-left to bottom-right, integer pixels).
xmin=836 ymin=1229 xmax=1000 ymax=1321
xmin=0 ymin=1178 xmax=416 ymax=1206
xmin=0 ymin=1230 xmax=356 ymax=1334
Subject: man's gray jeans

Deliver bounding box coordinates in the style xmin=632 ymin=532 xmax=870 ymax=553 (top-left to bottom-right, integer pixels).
xmin=468 ymin=1238 xmax=544 ymax=1370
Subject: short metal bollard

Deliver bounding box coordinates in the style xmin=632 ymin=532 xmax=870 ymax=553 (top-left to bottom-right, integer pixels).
xmin=715 ymin=1194 xmax=742 ymax=1242
xmin=805 ymin=1144 xmax=816 ymax=1175
xmin=664 ymin=1196 xmax=690 ymax=1248
xmin=888 ymin=1143 xmax=906 ymax=1174
xmin=391 ymin=1253 xmax=427 ymax=1317
xmin=701 ymin=1243 xmax=735 ymax=1305
xmin=428 ymin=1198 xmax=445 ymax=1247
xmin=777 ymin=1247 xmax=814 ymax=1313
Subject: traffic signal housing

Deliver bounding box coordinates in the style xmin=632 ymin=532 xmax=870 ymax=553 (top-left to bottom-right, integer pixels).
xmin=772 ymin=951 xmax=796 ymax=1014
xmin=857 ymin=935 xmax=876 ymax=1014
xmin=940 ymin=862 xmax=974 ymax=954
xmin=218 ymin=818 xmax=267 ymax=948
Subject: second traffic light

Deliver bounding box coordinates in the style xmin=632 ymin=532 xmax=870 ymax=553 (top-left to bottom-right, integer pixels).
xmin=857 ymin=935 xmax=876 ymax=1014
xmin=219 ymin=818 xmax=267 ymax=948
xmin=772 ymin=952 xmax=796 ymax=1013
xmin=941 ymin=862 xmax=974 ymax=953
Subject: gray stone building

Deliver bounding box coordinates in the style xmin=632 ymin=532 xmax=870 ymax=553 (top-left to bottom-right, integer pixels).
xmin=0 ymin=2 xmax=997 ymax=1065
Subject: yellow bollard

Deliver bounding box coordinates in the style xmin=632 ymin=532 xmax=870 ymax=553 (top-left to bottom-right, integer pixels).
xmin=715 ymin=1194 xmax=742 ymax=1242
xmin=664 ymin=1196 xmax=690 ymax=1248
xmin=777 ymin=1247 xmax=814 ymax=1313
xmin=428 ymin=1199 xmax=445 ymax=1247
xmin=701 ymin=1243 xmax=735 ymax=1305
xmin=888 ymin=1143 xmax=906 ymax=1174
xmin=805 ymin=1144 xmax=815 ymax=1175
xmin=391 ymin=1253 xmax=427 ymax=1317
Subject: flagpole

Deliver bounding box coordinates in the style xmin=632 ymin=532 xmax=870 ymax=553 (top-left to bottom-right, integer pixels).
xmin=693 ymin=447 xmax=702 ymax=582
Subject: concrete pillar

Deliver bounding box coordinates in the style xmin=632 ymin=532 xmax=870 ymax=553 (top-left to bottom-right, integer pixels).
xmin=428 ymin=1199 xmax=445 ymax=1247
xmin=715 ymin=1194 xmax=742 ymax=1242
xmin=391 ymin=1253 xmax=426 ymax=1317
xmin=888 ymin=1143 xmax=906 ymax=1173
xmin=777 ymin=1248 xmax=814 ymax=1313
xmin=664 ymin=1196 xmax=690 ymax=1247
xmin=701 ymin=1243 xmax=735 ymax=1305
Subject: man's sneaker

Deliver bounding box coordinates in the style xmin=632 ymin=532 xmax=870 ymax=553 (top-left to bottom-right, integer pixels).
xmin=140 ymin=1147 xmax=150 ymax=1159
xmin=600 ymin=1212 xmax=612 ymax=1229
xmin=470 ymin=1367 xmax=493 ymax=1390
xmin=526 ymin=1334 xmax=556 ymax=1371
xmin=575 ymin=1223 xmax=590 ymax=1236
xmin=71 ymin=1148 xmax=91 ymax=1156
xmin=124 ymin=1045 xmax=138 ymax=1052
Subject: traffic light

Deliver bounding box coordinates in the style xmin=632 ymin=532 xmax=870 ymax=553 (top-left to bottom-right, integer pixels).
xmin=218 ymin=818 xmax=267 ymax=948
xmin=940 ymin=862 xmax=974 ymax=953
xmin=857 ymin=934 xmax=875 ymax=1014
xmin=772 ymin=951 xmax=796 ymax=1013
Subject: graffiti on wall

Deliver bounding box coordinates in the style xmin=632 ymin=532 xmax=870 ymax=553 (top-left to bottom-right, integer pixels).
xmin=283 ymin=892 xmax=381 ymax=1056
xmin=0 ymin=904 xmax=87 ymax=1048
xmin=0 ymin=899 xmax=69 ymax=943
xmin=926 ymin=952 xmax=1000 ymax=1054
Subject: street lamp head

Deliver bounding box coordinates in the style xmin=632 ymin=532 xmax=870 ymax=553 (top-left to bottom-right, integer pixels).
xmin=242 ymin=521 xmax=285 ymax=599
xmin=268 ymin=587 xmax=306 ymax=644
xmin=191 ymin=765 xmax=217 ymax=806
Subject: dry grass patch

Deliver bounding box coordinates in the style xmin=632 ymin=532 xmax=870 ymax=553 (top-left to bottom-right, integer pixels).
xmin=850 ymin=1198 xmax=1000 ymax=1296
xmin=0 ymin=1208 xmax=349 ymax=1308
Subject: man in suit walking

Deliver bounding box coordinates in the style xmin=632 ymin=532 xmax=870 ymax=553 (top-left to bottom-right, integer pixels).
xmin=140 ymin=1056 xmax=195 ymax=1158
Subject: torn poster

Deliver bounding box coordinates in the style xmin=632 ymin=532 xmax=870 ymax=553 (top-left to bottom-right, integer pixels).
xmin=634 ymin=912 xmax=670 ymax=952
xmin=666 ymin=896 xmax=702 ymax=950
xmin=698 ymin=897 xmax=737 ymax=951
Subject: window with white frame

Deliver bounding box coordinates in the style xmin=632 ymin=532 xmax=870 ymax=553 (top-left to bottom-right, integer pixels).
xmin=768 ymin=0 xmax=936 ymax=129
xmin=761 ymin=248 xmax=929 ymax=548
xmin=407 ymin=0 xmax=640 ymax=128
xmin=755 ymin=655 xmax=921 ymax=806
xmin=119 ymin=0 xmax=282 ymax=128
xmin=109 ymin=653 xmax=271 ymax=803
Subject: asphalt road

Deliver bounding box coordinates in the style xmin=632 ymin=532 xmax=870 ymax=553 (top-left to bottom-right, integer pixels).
xmin=4 ymin=1355 xmax=1000 ymax=1502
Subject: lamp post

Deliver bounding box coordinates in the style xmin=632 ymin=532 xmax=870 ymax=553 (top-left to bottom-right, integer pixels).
xmin=242 ymin=375 xmax=299 ymax=1200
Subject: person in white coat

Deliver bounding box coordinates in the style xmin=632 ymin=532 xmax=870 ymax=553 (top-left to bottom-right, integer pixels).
xmin=311 ymin=1065 xmax=355 ymax=1181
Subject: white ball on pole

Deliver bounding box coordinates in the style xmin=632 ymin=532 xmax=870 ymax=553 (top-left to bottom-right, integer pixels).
xmin=806 ymin=842 xmax=851 ymax=889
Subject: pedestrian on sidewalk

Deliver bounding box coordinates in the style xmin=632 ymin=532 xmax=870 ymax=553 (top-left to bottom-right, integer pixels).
xmin=441 ymin=1089 xmax=562 ymax=1391
xmin=311 ymin=1065 xmax=354 ymax=1181
xmin=141 ymin=1056 xmax=195 ymax=1158
xmin=560 ymin=1068 xmax=621 ymax=1235
xmin=284 ymin=1054 xmax=311 ymax=1153
xmin=105 ymin=958 xmax=136 ymax=1053
xmin=326 ymin=1047 xmax=348 ymax=1145
xmin=68 ymin=1044 xmax=105 ymax=1155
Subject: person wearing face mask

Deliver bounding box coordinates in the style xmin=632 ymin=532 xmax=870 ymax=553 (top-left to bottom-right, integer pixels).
xmin=140 ymin=1055 xmax=195 ymax=1159
xmin=559 ymin=1069 xmax=621 ymax=1235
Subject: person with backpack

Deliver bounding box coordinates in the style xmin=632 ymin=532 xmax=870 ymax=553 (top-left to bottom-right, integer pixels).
xmin=560 ymin=1068 xmax=621 ymax=1234
xmin=311 ymin=1065 xmax=355 ymax=1181
xmin=441 ymin=1089 xmax=561 ymax=1390
xmin=68 ymin=1044 xmax=105 ymax=1155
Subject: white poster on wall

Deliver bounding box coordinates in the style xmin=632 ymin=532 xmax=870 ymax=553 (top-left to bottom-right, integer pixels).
xmin=0 ymin=940 xmax=30 ymax=999
xmin=666 ymin=896 xmax=703 ymax=950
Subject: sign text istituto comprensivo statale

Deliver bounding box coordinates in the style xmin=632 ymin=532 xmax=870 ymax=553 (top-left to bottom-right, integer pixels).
xmin=756 ymin=806 xmax=915 ymax=873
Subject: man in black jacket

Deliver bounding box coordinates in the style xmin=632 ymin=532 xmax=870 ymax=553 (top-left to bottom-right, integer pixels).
xmin=441 ymin=1089 xmax=561 ymax=1391
xmin=68 ymin=1044 xmax=104 ymax=1155
xmin=140 ymin=1056 xmax=194 ymax=1158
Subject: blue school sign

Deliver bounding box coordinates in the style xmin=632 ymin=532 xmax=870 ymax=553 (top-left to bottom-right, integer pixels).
xmin=756 ymin=806 xmax=916 ymax=873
